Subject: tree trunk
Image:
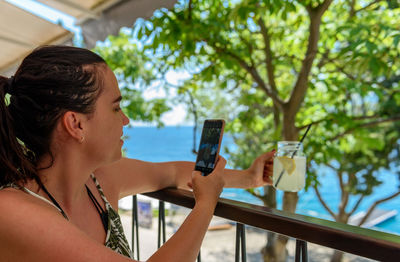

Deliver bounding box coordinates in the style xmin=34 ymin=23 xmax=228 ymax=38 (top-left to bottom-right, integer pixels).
xmin=262 ymin=191 xmax=299 ymax=262
xmin=262 ymin=109 xmax=300 ymax=261
xmin=331 ymin=250 xmax=344 ymax=262
xmin=262 ymin=235 xmax=288 ymax=262
xmin=261 ymin=1 xmax=333 ymax=260
xmin=261 ymin=186 xmax=279 ymax=261
xmin=263 ymin=185 xmax=277 ymax=208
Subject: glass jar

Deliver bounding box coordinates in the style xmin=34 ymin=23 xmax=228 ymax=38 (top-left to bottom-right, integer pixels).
xmin=272 ymin=141 xmax=306 ymax=192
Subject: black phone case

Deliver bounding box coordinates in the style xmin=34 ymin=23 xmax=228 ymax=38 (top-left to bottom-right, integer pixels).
xmin=194 ymin=119 xmax=225 ymax=176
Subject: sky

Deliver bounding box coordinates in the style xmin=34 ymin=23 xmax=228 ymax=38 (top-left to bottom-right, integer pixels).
xmin=5 ymin=0 xmax=188 ymax=126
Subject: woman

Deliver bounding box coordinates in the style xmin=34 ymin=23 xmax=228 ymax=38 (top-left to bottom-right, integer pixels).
xmin=0 ymin=45 xmax=274 ymax=261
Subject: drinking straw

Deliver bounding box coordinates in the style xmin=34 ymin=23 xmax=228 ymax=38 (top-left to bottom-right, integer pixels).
xmin=274 ymin=124 xmax=312 ymax=188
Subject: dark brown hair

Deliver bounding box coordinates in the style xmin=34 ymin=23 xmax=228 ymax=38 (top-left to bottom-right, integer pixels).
xmin=0 ymin=45 xmax=106 ymax=186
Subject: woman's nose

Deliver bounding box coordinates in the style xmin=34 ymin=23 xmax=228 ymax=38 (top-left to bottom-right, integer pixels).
xmin=122 ymin=111 xmax=129 ymax=126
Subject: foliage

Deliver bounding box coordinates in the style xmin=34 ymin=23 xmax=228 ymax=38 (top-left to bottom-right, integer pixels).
xmin=93 ymin=34 xmax=171 ymax=127
xmin=133 ymin=0 xmax=400 ymax=188
xmin=97 ymin=0 xmax=400 ymax=261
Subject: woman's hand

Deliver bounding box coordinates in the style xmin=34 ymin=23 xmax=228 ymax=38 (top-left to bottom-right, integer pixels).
xmin=188 ymin=156 xmax=226 ymax=207
xmin=246 ymin=150 xmax=275 ymax=188
xmin=149 ymin=157 xmax=227 ymax=262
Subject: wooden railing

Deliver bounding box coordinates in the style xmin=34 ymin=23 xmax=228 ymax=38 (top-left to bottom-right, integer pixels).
xmin=129 ymin=188 xmax=400 ymax=261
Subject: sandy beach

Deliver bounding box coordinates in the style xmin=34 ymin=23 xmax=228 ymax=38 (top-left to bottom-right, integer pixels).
xmin=119 ymin=205 xmax=376 ymax=262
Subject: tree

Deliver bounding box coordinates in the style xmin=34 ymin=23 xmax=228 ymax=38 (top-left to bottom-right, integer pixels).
xmin=94 ymin=37 xmax=171 ymax=127
xmin=96 ymin=0 xmax=400 ymax=261
xmin=303 ymin=2 xmax=400 ymax=260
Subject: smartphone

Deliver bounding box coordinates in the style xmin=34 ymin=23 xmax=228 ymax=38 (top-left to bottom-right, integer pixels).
xmin=194 ymin=119 xmax=225 ymax=176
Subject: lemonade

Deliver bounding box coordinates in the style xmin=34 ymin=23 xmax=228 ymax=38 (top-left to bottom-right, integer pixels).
xmin=273 ymin=151 xmax=306 ymax=193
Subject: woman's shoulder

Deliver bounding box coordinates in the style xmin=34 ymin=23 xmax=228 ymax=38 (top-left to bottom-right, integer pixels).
xmin=0 ymin=184 xmax=56 ymax=213
xmin=0 ymin=186 xmax=35 ymax=208
xmin=0 ymin=188 xmax=61 ymax=259
xmin=0 ymin=186 xmax=132 ymax=262
xmin=0 ymin=186 xmax=62 ymax=225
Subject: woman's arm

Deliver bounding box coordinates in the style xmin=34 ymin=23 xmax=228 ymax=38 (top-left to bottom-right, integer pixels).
xmin=94 ymin=158 xmax=193 ymax=200
xmin=95 ymin=150 xmax=275 ymax=200
xmin=223 ymin=150 xmax=275 ymax=188
xmin=160 ymin=150 xmax=275 ymax=189
xmin=0 ymin=158 xmax=226 ymax=262
xmin=148 ymin=157 xmax=226 ymax=262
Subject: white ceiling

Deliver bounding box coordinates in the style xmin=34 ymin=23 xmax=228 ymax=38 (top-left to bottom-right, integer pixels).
xmin=0 ymin=0 xmax=71 ymax=75
xmin=0 ymin=0 xmax=176 ymax=76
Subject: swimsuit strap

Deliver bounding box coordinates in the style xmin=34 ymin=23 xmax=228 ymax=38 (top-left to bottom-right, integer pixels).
xmin=39 ymin=179 xmax=110 ymax=233
xmin=85 ymin=185 xmax=109 ymax=232
xmin=89 ymin=174 xmax=112 ymax=208
xmin=40 ymin=184 xmax=69 ymax=220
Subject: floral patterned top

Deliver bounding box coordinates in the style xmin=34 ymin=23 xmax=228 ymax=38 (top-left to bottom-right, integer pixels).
xmin=90 ymin=174 xmax=133 ymax=258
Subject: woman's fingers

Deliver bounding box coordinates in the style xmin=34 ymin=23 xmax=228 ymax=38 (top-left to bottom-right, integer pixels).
xmin=190 ymin=156 xmax=226 ymax=205
xmin=211 ymin=156 xmax=227 ymax=174
xmin=261 ymin=150 xmax=275 ymax=184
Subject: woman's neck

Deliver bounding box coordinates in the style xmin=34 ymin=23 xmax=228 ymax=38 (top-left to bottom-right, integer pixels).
xmin=34 ymin=150 xmax=95 ymax=213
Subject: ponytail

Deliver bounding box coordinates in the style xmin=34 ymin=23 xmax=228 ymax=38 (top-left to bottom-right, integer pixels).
xmin=0 ymin=76 xmax=36 ymax=186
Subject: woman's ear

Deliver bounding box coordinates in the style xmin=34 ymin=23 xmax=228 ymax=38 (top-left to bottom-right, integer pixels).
xmin=61 ymin=111 xmax=85 ymax=143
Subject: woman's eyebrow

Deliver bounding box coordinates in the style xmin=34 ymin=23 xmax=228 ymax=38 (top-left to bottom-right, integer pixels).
xmin=112 ymin=95 xmax=123 ymax=103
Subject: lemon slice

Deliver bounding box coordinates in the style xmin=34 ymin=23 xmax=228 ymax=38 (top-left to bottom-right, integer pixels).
xmin=277 ymin=156 xmax=296 ymax=175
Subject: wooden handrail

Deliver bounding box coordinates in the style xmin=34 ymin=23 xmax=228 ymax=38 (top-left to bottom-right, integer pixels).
xmin=144 ymin=188 xmax=400 ymax=261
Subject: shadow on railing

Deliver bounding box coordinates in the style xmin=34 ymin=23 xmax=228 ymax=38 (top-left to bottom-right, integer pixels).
xmin=130 ymin=188 xmax=400 ymax=261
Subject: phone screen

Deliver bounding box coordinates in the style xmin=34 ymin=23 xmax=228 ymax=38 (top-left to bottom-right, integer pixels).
xmin=195 ymin=120 xmax=224 ymax=175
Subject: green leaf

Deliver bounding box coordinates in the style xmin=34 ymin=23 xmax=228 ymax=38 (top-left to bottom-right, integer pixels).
xmin=368 ymin=57 xmax=380 ymax=75
xmin=394 ymin=34 xmax=400 ymax=47
xmin=365 ymin=41 xmax=376 ymax=54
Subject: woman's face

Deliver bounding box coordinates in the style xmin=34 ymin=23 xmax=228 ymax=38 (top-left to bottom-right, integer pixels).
xmin=83 ymin=66 xmax=129 ymax=166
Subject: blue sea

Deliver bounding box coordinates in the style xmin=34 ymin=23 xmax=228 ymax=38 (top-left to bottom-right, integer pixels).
xmin=122 ymin=126 xmax=400 ymax=235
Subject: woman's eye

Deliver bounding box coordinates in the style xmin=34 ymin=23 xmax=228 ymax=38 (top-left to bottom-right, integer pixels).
xmin=114 ymin=107 xmax=121 ymax=112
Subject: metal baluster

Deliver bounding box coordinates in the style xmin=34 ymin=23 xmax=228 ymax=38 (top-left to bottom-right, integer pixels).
xmin=235 ymin=223 xmax=247 ymax=262
xmin=131 ymin=195 xmax=140 ymax=260
xmin=295 ymin=239 xmax=301 ymax=262
xmin=241 ymin=224 xmax=246 ymax=262
xmin=295 ymin=239 xmax=308 ymax=262
xmin=157 ymin=201 xmax=161 ymax=248
xmin=235 ymin=224 xmax=240 ymax=262
xmin=197 ymin=250 xmax=201 ymax=262
xmin=157 ymin=200 xmax=166 ymax=248
xmin=302 ymin=240 xmax=308 ymax=262
xmin=162 ymin=202 xmax=166 ymax=243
